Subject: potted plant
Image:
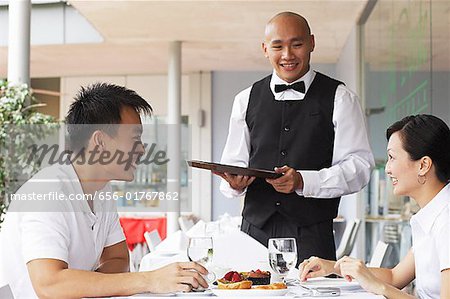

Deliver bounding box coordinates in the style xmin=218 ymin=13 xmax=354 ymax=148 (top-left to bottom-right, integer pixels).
xmin=0 ymin=80 xmax=56 ymax=229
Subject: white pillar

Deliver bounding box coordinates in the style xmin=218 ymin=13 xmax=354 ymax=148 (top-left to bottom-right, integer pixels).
xmin=7 ymin=0 xmax=31 ymax=86
xmin=166 ymin=41 xmax=182 ymax=235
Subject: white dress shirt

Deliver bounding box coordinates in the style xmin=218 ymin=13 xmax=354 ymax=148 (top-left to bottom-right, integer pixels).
xmin=410 ymin=184 xmax=450 ymax=299
xmin=220 ymin=69 xmax=374 ymax=198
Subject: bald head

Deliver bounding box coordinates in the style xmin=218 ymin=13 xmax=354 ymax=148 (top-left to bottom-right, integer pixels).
xmin=262 ymin=11 xmax=315 ymax=83
xmin=265 ymin=12 xmax=311 ymax=39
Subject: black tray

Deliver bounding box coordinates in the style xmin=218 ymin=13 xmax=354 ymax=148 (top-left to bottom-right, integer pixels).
xmin=187 ymin=160 xmax=282 ymax=179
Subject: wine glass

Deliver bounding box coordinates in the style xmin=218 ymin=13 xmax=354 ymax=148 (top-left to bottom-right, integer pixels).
xmin=187 ymin=237 xmax=216 ymax=284
xmin=268 ymin=238 xmax=298 ymax=282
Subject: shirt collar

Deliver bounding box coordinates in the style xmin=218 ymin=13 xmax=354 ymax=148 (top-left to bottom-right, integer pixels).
xmin=63 ymin=163 xmax=107 ymax=212
xmin=410 ymin=184 xmax=450 ymax=234
xmin=269 ymin=68 xmax=315 ymax=101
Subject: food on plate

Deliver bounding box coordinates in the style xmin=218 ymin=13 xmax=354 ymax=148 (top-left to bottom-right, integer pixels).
xmin=217 ymin=271 xmax=252 ymax=289
xmin=253 ymin=282 xmax=287 ymax=290
xmin=241 ymin=269 xmax=271 ymax=285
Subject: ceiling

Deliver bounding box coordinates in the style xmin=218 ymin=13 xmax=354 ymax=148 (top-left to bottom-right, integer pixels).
xmin=0 ymin=0 xmax=369 ymax=78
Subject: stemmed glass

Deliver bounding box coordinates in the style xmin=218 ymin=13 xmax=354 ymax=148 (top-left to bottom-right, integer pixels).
xmin=187 ymin=237 xmax=216 ymax=284
xmin=268 ymin=238 xmax=298 ymax=282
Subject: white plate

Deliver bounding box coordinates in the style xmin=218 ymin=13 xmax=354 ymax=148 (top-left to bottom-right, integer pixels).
xmin=301 ymin=278 xmax=361 ymax=290
xmin=211 ymin=288 xmax=289 ymax=297
xmin=176 ymin=289 xmax=213 ymax=296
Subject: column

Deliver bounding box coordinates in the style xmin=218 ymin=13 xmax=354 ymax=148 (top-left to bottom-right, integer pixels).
xmin=166 ymin=41 xmax=182 ymax=235
xmin=7 ymin=0 xmax=31 ymax=86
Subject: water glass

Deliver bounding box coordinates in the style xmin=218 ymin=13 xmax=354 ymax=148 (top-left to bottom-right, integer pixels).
xmin=187 ymin=237 xmax=216 ymax=283
xmin=268 ymin=238 xmax=298 ymax=282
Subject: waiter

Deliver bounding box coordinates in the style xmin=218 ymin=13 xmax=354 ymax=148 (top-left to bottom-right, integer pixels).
xmin=215 ymin=11 xmax=374 ymax=264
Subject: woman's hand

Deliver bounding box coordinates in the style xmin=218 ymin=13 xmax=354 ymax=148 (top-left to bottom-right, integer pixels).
xmin=298 ymin=256 xmax=338 ymax=282
xmin=335 ymin=256 xmax=385 ymax=295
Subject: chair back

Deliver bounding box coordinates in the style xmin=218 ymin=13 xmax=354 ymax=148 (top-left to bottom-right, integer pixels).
xmin=144 ymin=229 xmax=162 ymax=252
xmin=368 ymin=241 xmax=390 ymax=267
xmin=336 ymin=219 xmax=361 ymax=259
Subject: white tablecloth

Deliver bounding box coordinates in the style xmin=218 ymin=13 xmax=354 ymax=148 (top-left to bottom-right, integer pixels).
xmin=137 ymin=224 xmax=384 ymax=299
xmin=139 ymin=230 xmax=269 ymax=274
xmin=103 ymin=287 xmax=384 ymax=298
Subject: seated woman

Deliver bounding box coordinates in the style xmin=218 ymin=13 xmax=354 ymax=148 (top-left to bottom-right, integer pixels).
xmin=298 ymin=114 xmax=450 ymax=299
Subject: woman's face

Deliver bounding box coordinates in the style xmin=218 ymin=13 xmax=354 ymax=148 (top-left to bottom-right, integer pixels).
xmin=385 ymin=132 xmax=421 ymax=196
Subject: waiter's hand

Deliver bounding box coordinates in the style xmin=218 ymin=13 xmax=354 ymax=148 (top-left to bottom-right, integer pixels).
xmin=213 ymin=171 xmax=255 ymax=192
xmin=266 ymin=165 xmax=303 ymax=194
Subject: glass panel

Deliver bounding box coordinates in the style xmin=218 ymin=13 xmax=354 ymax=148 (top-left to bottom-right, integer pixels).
xmin=363 ymin=0 xmax=450 ymax=267
xmin=364 ymin=0 xmax=432 ymax=161
xmin=431 ymin=0 xmax=450 ymax=124
xmin=362 ymin=0 xmax=450 ymax=268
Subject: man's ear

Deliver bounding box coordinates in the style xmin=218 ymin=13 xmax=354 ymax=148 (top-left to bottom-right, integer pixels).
xmin=310 ymin=34 xmax=315 ymax=53
xmin=91 ymin=130 xmax=105 ymax=148
xmin=419 ymin=156 xmax=432 ymax=176
xmin=262 ymin=42 xmax=269 ymax=58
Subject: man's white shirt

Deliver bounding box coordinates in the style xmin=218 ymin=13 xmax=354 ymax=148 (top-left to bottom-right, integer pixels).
xmin=220 ymin=69 xmax=375 ymax=198
xmin=0 ymin=163 xmax=125 ymax=298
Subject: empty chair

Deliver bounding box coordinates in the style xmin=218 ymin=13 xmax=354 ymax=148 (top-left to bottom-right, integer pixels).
xmin=144 ymin=229 xmax=162 ymax=252
xmin=336 ymin=219 xmax=361 ymax=259
xmin=178 ymin=216 xmax=195 ymax=233
xmin=368 ymin=241 xmax=390 ymax=267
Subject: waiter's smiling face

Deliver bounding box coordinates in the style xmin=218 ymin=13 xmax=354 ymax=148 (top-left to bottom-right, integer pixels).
xmin=262 ymin=14 xmax=315 ymax=83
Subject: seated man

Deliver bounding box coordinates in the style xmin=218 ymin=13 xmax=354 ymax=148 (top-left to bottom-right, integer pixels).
xmin=0 ymin=83 xmax=208 ymax=298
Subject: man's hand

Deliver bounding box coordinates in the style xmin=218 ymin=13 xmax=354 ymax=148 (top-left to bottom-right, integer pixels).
xmin=265 ymin=165 xmax=303 ymax=194
xmin=213 ymin=171 xmax=255 ymax=192
xmin=26 ymin=259 xmax=209 ymax=297
xmin=144 ymin=262 xmax=209 ymax=293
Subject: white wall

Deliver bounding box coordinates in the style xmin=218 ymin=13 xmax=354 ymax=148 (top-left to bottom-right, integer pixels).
xmin=189 ymin=72 xmax=212 ymax=222
xmin=336 ymin=26 xmax=359 ymax=93
xmin=211 ymin=71 xmax=268 ymax=220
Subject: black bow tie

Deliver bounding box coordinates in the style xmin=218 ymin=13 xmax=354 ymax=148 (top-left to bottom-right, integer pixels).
xmin=274 ymin=81 xmax=305 ymax=93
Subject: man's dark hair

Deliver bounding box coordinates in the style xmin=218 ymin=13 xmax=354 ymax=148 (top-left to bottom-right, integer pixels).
xmin=65 ymin=82 xmax=153 ymax=152
xmin=386 ymin=114 xmax=450 ymax=183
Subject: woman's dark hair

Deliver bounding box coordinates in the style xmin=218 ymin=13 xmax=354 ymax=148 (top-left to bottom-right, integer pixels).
xmin=65 ymin=82 xmax=153 ymax=152
xmin=386 ymin=114 xmax=450 ymax=183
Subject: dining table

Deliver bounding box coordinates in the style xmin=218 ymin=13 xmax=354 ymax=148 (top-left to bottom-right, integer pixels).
xmin=130 ymin=220 xmax=384 ymax=299
xmin=103 ymin=292 xmax=383 ymax=298
xmin=99 ymin=278 xmax=384 ymax=298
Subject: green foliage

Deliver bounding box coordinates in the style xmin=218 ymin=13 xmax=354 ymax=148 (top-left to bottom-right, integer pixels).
xmin=0 ymin=80 xmax=57 ymax=228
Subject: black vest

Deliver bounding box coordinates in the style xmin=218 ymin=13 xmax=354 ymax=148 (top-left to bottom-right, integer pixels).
xmin=243 ymin=72 xmax=343 ymax=228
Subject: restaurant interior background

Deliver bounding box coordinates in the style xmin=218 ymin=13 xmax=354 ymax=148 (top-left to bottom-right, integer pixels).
xmin=0 ymin=0 xmax=449 ymax=269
